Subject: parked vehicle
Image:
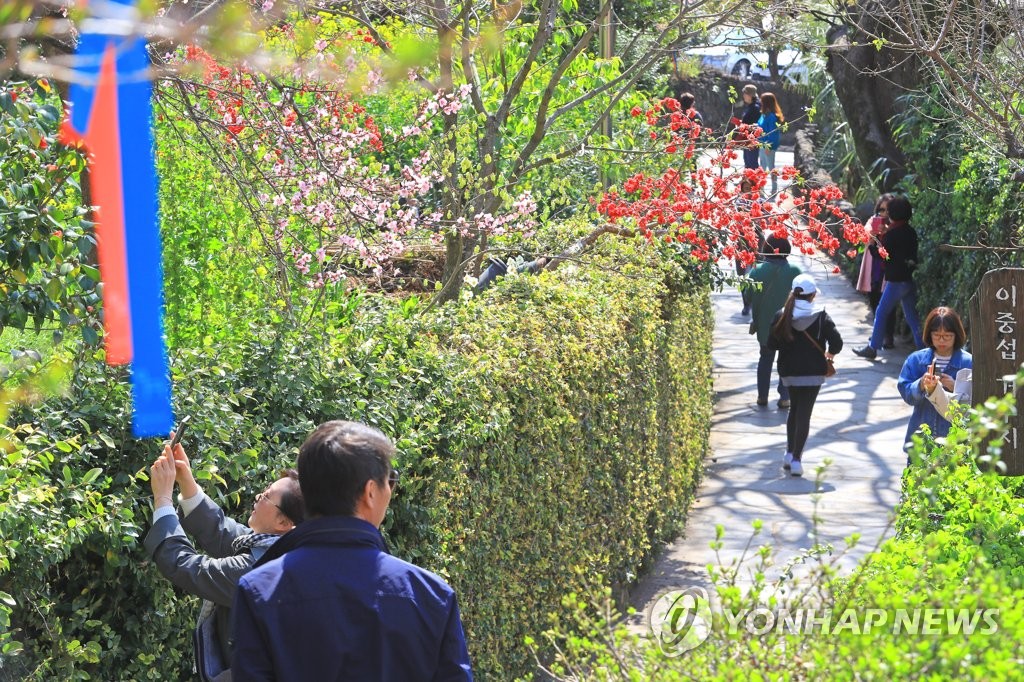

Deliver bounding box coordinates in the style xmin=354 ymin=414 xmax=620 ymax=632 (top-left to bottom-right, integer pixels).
xmin=680 ymin=30 xmax=808 ymax=83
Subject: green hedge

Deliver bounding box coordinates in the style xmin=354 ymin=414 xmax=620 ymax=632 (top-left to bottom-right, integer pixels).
xmin=0 ymin=238 xmax=713 ymax=680
xmin=531 ymin=390 xmax=1024 ymax=680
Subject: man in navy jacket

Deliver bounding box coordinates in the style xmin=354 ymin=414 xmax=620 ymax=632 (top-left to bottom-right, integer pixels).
xmin=231 ymin=421 xmax=474 ymax=681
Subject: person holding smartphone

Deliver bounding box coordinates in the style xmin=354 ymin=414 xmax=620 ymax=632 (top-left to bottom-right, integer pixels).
xmin=897 ymin=306 xmax=973 ymax=455
xmin=144 ymin=432 xmax=304 ymax=681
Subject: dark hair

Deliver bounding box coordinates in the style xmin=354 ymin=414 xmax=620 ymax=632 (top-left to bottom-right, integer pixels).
xmin=762 ymin=234 xmax=791 ymax=259
xmin=887 ymin=195 xmax=912 ymax=222
xmin=297 ymin=421 xmax=395 ymax=518
xmin=874 ymin=193 xmax=895 ymax=215
xmin=771 ymin=289 xmax=815 ymax=342
xmin=679 ymin=92 xmax=696 ymax=111
xmin=760 ymin=92 xmax=784 ymax=122
xmin=276 ymin=468 xmax=305 ymax=525
xmin=923 ymin=306 xmax=967 ymax=351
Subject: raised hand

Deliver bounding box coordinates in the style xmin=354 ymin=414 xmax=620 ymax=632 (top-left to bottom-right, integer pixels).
xmin=170 ymin=440 xmax=200 ymax=499
xmin=150 ymin=445 xmax=177 ymax=507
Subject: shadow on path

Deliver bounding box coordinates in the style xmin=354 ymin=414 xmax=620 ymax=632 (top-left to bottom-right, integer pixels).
xmin=627 ymin=250 xmax=912 ymax=630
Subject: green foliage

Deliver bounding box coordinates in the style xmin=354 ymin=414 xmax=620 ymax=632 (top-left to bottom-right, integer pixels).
xmin=0 ymin=80 xmax=99 ymax=344
xmin=890 ymin=91 xmax=1024 ymax=315
xmin=528 ymin=377 xmax=1024 ymax=680
xmin=0 ymin=235 xmax=712 ymax=680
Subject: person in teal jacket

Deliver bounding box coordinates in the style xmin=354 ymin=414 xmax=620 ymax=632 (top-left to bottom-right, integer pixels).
xmin=898 ymin=306 xmax=973 ymax=452
xmin=748 ymin=236 xmax=802 ymax=408
xmin=757 ymin=92 xmax=784 ymax=195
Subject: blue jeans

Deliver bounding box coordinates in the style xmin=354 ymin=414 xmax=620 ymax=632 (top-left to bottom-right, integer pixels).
xmin=743 ymin=148 xmax=759 ymax=169
xmin=758 ymin=344 xmax=790 ymax=402
xmin=870 ymin=280 xmax=923 ymax=349
xmin=759 ymin=147 xmax=777 ymax=194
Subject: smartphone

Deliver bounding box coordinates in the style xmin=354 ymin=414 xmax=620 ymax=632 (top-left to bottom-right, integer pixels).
xmin=169 ymin=415 xmax=191 ymax=449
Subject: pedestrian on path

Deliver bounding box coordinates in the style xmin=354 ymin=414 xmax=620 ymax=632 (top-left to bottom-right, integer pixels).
xmin=144 ymin=443 xmax=304 ymax=682
xmin=736 ymin=176 xmax=764 ymax=316
xmin=854 ymin=195 xmax=923 ymax=359
xmin=855 ymin=193 xmax=897 ymax=348
xmin=734 ymin=84 xmax=761 ymax=170
xmin=768 ymin=274 xmax=844 ymax=476
xmin=748 ymin=235 xmax=801 ymax=408
xmin=757 ymin=93 xmax=784 ymax=196
xmin=898 ymin=306 xmax=972 ymax=451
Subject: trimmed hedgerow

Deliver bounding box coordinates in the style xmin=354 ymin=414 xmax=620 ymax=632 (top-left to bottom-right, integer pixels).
xmin=529 ymin=383 xmax=1024 ymax=681
xmin=0 ymin=236 xmax=713 ymax=680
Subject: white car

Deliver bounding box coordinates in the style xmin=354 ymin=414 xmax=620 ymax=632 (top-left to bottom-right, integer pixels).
xmin=682 ymin=33 xmax=808 ymax=83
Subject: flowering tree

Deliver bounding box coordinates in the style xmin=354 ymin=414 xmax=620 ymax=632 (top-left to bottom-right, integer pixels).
xmin=151 ymin=0 xmax=783 ymax=306
xmin=545 ymin=97 xmax=869 ymax=275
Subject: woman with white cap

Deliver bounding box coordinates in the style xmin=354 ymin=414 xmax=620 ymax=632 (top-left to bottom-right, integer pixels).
xmin=767 ymin=274 xmax=844 ymax=476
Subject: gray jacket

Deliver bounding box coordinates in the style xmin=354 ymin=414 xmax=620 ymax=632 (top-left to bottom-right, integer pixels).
xmin=144 ymin=495 xmax=266 ymax=681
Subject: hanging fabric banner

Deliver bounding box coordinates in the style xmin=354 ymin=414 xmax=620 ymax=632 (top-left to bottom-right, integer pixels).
xmin=61 ymin=0 xmax=173 ymax=437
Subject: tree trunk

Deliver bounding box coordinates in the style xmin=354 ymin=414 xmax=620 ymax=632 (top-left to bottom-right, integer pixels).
xmin=825 ymin=4 xmax=922 ymax=193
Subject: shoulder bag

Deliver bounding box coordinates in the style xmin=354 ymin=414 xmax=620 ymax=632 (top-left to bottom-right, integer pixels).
xmin=802 ymin=318 xmax=835 ymax=378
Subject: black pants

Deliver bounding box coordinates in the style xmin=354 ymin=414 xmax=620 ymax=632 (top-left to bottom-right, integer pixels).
xmin=786 ymin=385 xmax=821 ymax=460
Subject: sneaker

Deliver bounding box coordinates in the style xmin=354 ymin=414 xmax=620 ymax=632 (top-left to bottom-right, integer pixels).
xmin=756 ymin=397 xmax=768 ymax=407
xmin=853 ymin=345 xmax=877 ymax=359
xmin=790 ymin=459 xmax=803 ymax=477
xmin=783 ymin=452 xmax=793 ymax=470
xmin=777 ymin=399 xmax=791 ymax=409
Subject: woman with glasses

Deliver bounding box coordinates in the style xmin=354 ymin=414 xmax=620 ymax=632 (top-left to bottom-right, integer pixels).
xmin=144 ymin=442 xmax=304 ymax=681
xmin=897 ymin=306 xmax=973 ymax=453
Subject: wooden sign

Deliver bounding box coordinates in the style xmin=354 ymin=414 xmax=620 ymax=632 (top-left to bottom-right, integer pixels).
xmin=969 ymin=268 xmax=1024 ymax=475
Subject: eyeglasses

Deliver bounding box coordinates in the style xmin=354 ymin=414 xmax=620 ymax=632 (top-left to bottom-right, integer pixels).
xmin=930 ymin=331 xmax=955 ymax=340
xmin=387 ymin=468 xmax=401 ymax=490
xmin=255 ymin=489 xmax=283 ymax=512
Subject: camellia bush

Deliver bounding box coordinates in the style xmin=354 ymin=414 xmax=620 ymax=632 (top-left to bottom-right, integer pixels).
xmin=0 ymin=80 xmax=99 ymax=343
xmin=0 ymin=229 xmax=713 ymax=680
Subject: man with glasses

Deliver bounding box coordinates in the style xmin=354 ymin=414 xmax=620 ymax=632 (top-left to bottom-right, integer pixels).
xmin=231 ymin=420 xmax=473 ymax=681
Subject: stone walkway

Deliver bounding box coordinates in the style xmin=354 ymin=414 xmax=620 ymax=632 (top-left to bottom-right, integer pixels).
xmin=628 ymin=248 xmax=915 ymax=627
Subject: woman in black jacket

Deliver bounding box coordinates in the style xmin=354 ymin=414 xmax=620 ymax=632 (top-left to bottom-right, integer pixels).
xmin=736 ymin=84 xmax=761 ymax=169
xmin=768 ymin=274 xmax=844 ymax=476
xmin=854 ymin=195 xmax=923 ymax=358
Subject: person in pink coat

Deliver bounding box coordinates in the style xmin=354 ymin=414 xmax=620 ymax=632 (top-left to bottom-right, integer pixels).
xmin=856 ymin=194 xmax=896 ymax=348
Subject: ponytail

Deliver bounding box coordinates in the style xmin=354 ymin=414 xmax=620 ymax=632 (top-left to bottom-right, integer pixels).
xmin=772 ymin=290 xmax=815 ymax=342
xmin=772 ymin=292 xmax=799 ymax=342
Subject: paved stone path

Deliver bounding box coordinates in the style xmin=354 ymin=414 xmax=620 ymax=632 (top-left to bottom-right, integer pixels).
xmin=629 ymin=186 xmax=916 ymax=628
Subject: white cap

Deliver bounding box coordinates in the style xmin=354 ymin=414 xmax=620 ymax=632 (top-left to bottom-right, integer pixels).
xmin=791 ymin=273 xmax=817 ymax=295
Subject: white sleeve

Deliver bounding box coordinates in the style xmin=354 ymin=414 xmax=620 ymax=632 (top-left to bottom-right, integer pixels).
xmin=178 ymin=488 xmax=207 ymax=517
xmin=152 ymin=505 xmax=177 ymax=525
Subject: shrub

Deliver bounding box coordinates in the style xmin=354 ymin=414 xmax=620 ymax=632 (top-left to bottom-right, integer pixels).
xmin=529 ymin=385 xmax=1024 ymax=680
xmin=0 ymin=235 xmax=713 ymax=680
